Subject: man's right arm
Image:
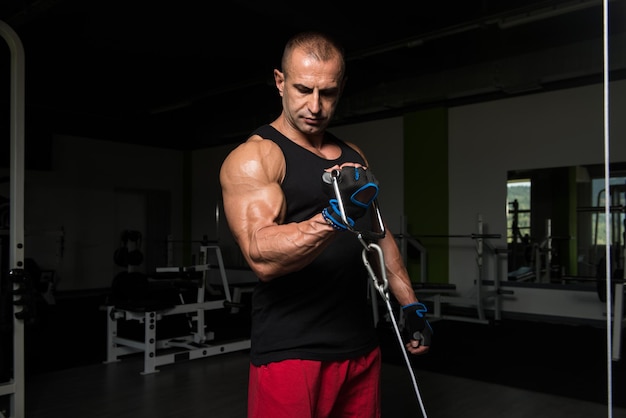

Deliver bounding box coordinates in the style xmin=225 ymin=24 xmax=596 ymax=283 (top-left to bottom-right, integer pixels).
xmin=219 ymin=137 xmax=337 ymax=282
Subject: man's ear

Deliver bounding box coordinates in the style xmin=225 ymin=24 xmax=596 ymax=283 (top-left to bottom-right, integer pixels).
xmin=274 ymin=69 xmax=284 ymax=96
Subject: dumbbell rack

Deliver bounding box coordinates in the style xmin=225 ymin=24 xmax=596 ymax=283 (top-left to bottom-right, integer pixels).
xmin=104 ymin=245 xmax=251 ymax=375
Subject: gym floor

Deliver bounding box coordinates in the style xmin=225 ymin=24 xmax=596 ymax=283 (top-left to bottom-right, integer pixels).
xmin=23 ymin=345 xmax=625 ymax=418
xmin=16 ymin=299 xmax=626 ymax=418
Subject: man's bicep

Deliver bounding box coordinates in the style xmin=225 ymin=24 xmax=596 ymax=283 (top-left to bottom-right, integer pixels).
xmin=221 ymin=160 xmax=284 ymax=240
xmin=219 ymin=139 xmax=286 ymax=256
xmin=224 ymin=182 xmax=284 ymax=230
xmin=223 ymin=182 xmax=286 ymax=264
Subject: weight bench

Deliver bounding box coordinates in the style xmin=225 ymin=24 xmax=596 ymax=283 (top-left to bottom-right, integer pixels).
xmin=103 ymin=246 xmax=251 ymax=375
xmin=206 ymin=266 xmax=258 ymax=314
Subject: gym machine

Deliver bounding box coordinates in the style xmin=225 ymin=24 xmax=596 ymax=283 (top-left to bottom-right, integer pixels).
xmin=104 ymin=244 xmax=251 ymax=375
xmin=396 ymin=214 xmax=511 ymax=325
xmin=0 ymin=19 xmax=26 ymax=418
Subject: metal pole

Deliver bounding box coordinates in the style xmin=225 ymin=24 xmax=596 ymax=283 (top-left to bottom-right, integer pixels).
xmin=0 ymin=19 xmax=26 ymax=418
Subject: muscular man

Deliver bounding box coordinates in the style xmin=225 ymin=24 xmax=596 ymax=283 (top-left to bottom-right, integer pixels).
xmin=220 ymin=31 xmax=430 ymax=418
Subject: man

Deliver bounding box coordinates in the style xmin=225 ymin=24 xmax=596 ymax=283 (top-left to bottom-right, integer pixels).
xmin=220 ymin=31 xmax=430 ymax=418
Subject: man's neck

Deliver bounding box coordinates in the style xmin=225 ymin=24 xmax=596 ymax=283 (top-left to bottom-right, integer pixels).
xmin=271 ymin=117 xmax=324 ymax=149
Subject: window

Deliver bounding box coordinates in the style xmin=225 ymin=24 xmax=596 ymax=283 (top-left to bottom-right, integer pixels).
xmin=507 ymin=179 xmax=531 ymax=244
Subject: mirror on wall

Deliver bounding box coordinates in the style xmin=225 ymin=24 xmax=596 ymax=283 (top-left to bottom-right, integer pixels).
xmin=506 ymin=163 xmax=626 ymax=288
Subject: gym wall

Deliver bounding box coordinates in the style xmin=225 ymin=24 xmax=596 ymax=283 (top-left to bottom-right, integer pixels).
xmin=17 ymin=136 xmax=185 ymax=291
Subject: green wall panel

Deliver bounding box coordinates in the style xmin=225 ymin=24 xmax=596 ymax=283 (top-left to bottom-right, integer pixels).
xmin=403 ymin=108 xmax=449 ymax=283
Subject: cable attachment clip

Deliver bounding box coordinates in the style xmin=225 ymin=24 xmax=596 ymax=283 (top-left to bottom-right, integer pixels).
xmin=322 ymin=168 xmax=386 ymax=245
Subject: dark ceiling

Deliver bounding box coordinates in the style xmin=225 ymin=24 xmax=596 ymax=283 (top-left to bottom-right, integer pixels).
xmin=1 ymin=0 xmax=624 ymax=151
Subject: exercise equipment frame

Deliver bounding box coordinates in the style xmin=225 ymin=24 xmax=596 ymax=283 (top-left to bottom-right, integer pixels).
xmin=0 ymin=19 xmax=26 ymax=418
xmin=104 ymin=245 xmax=250 ymax=375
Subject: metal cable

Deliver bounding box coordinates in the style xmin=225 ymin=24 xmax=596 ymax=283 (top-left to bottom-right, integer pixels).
xmin=362 ymin=243 xmax=428 ymax=418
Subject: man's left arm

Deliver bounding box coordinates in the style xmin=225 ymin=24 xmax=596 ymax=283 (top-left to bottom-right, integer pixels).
xmin=342 ymin=142 xmax=431 ymax=353
xmin=378 ymin=226 xmax=417 ymax=306
xmin=378 ymin=224 xmax=431 ymax=354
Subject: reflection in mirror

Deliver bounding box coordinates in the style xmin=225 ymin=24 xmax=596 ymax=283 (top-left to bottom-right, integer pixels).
xmin=506 ymin=163 xmax=626 ymax=288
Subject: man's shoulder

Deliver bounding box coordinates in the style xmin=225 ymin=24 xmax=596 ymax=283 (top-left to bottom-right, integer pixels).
xmin=221 ymin=137 xmax=285 ymax=184
xmin=331 ymin=137 xmax=366 ymax=162
xmin=326 ymin=131 xmax=358 ymax=151
xmin=231 ymin=135 xmax=282 ymax=158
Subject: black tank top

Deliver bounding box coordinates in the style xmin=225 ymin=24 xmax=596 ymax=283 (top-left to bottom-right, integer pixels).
xmin=248 ymin=124 xmax=379 ymax=366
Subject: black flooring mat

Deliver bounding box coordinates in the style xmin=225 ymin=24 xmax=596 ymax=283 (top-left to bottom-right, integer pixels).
xmin=378 ymin=318 xmax=625 ymax=407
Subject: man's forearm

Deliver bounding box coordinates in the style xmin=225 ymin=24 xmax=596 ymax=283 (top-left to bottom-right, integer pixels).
xmin=247 ymin=213 xmax=336 ymax=281
xmin=380 ymin=233 xmax=419 ymax=306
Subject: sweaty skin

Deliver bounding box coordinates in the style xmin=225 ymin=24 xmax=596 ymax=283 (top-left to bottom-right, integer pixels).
xmin=219 ymin=45 xmax=428 ymax=355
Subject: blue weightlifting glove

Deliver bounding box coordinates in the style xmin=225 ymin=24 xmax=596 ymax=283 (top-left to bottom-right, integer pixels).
xmin=402 ymin=302 xmax=433 ymax=346
xmin=321 ymin=166 xmax=379 ymax=231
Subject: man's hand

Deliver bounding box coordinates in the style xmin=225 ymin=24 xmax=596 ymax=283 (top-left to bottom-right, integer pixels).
xmin=402 ymin=302 xmax=433 ymax=349
xmin=321 ymin=166 xmax=379 ymax=230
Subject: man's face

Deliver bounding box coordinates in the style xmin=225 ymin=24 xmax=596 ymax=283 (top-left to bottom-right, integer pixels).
xmin=275 ymin=48 xmax=344 ymax=136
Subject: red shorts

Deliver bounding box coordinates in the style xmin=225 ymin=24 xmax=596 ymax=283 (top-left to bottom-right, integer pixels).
xmin=247 ymin=347 xmax=381 ymax=418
